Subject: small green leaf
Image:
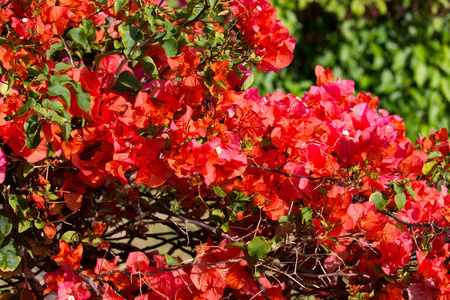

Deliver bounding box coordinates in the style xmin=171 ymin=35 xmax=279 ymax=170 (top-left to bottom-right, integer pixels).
xmin=81 ymin=19 xmax=95 ymax=38
xmin=48 ymin=194 xmax=59 ymax=201
xmin=68 ymin=28 xmax=90 ymax=51
xmin=242 ymin=73 xmax=254 ymax=90
xmin=209 ymin=0 xmax=220 ymax=10
xmin=394 ymin=193 xmax=406 ymax=211
xmin=369 ymin=192 xmax=389 ymax=210
xmin=62 ymin=122 xmax=71 ymax=143
xmin=114 ymin=0 xmax=129 ymax=14
xmin=17 ymin=103 xmax=30 ymax=117
xmin=164 ymin=253 xmax=181 ymax=266
xmin=47 ymin=82 xmax=71 ymax=108
xmin=60 ymin=231 xmax=80 ymax=243
xmin=405 ymin=186 xmax=416 ymax=200
xmin=301 ymin=207 xmax=313 ymax=222
xmin=224 ymin=242 xmax=245 ymax=250
xmin=18 ymin=219 xmax=31 ymax=233
xmin=392 ymin=182 xmax=404 ymax=194
xmin=210 ymin=208 xmax=225 ymax=226
xmin=24 ymin=114 xmax=42 ymax=149
xmin=0 ymin=238 xmax=21 ymax=272
xmin=213 ymin=186 xmax=227 ymax=198
xmin=22 ymin=163 xmax=34 ymax=178
xmin=42 ymin=99 xmax=66 ymax=113
xmin=8 ymin=194 xmax=29 ymax=218
xmin=248 ymin=236 xmax=272 ymax=259
xmin=0 ymin=211 xmax=12 ymax=246
xmin=187 ymin=2 xmax=205 ymax=22
xmin=278 ymin=216 xmax=288 ymax=223
xmin=74 ymin=82 xmax=91 ymax=113
xmin=114 ymin=71 xmax=141 ymax=92
xmin=34 ymin=220 xmax=46 ymax=229
xmin=428 ymin=151 xmax=444 ymax=160
xmin=50 ymin=75 xmax=73 ymax=85
xmin=422 ymin=160 xmax=438 ymax=176
xmin=384 ymin=274 xmax=395 ymax=283
xmin=414 ymin=63 xmax=428 ymax=88
xmin=138 ymin=55 xmax=158 ymax=77
xmin=160 ymin=37 xmax=178 ymax=57
xmin=120 ymin=25 xmax=143 ymax=58
xmin=441 ymin=78 xmax=450 ymax=100
xmin=54 ymin=63 xmax=72 ymax=73
xmin=46 ymin=42 xmax=64 ymax=58
xmin=271 ymin=235 xmax=284 ymax=248
xmin=144 ymin=6 xmax=157 ymax=30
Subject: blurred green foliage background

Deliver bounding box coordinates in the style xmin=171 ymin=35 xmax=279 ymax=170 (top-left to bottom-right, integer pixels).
xmin=253 ymin=0 xmax=450 ymax=140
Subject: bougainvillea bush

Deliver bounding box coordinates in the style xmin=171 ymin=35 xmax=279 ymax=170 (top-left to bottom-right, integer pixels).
xmin=1 ymin=0 xmax=450 ymax=299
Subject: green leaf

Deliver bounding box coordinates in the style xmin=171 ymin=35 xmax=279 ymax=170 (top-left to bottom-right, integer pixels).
xmin=138 ymin=55 xmax=158 ymax=77
xmin=54 ymin=62 xmax=72 ymax=73
xmin=62 ymin=122 xmax=72 ymax=143
xmin=164 ymin=253 xmax=181 ymax=266
xmin=8 ymin=194 xmax=29 ymax=218
xmin=210 ymin=208 xmax=225 ymax=226
xmin=224 ymin=242 xmax=245 ymax=250
xmin=68 ymin=28 xmax=90 ymax=51
xmin=160 ymin=37 xmax=178 ymax=57
xmin=394 ymin=193 xmax=406 ymax=211
xmin=405 ymin=186 xmax=416 ymax=200
xmin=120 ymin=25 xmax=143 ymax=58
xmin=18 ymin=219 xmax=31 ymax=233
xmin=422 ymin=160 xmax=438 ymax=176
xmin=187 ymin=2 xmax=205 ymax=22
xmin=414 ymin=63 xmax=428 ymax=87
xmin=278 ymin=215 xmax=288 ymax=223
xmin=17 ymin=103 xmax=30 ymax=117
xmin=213 ymin=186 xmax=226 ymax=198
xmin=114 ymin=70 xmax=141 ymax=92
xmin=114 ymin=0 xmax=129 ymax=14
xmin=144 ymin=6 xmax=157 ymax=30
xmin=209 ymin=0 xmax=220 ymax=11
xmin=24 ymin=114 xmax=42 ymax=149
xmin=242 ymin=73 xmax=254 ymax=90
xmin=34 ymin=220 xmax=46 ymax=229
xmin=248 ymin=236 xmax=272 ymax=259
xmin=60 ymin=231 xmax=80 ymax=243
xmin=0 ymin=211 xmax=12 ymax=246
xmin=369 ymin=192 xmax=389 ymax=210
xmin=0 ymin=238 xmax=21 ymax=272
xmin=81 ymin=19 xmax=95 ymax=38
xmin=47 ymin=82 xmax=71 ymax=108
xmin=350 ymin=0 xmax=365 ymax=16
xmin=392 ymin=182 xmax=404 ymax=194
xmin=301 ymin=207 xmax=313 ymax=222
xmin=74 ymin=82 xmax=91 ymax=113
xmin=42 ymin=99 xmax=66 ymax=113
xmin=46 ymin=42 xmax=64 ymax=58
xmin=271 ymin=235 xmax=284 ymax=248
xmin=22 ymin=162 xmax=34 ymax=178
xmin=428 ymin=151 xmax=444 ymax=160
xmin=50 ymin=74 xmax=72 ymax=86
xmin=27 ymin=65 xmax=45 ymax=76
xmin=441 ymin=78 xmax=450 ymax=101
xmin=48 ymin=194 xmax=58 ymax=201
xmin=163 ymin=21 xmax=177 ymax=40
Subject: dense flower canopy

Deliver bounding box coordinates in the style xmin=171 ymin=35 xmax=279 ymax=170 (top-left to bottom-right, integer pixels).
xmin=0 ymin=0 xmax=449 ymax=299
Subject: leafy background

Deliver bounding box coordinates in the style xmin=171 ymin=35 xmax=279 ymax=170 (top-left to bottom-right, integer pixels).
xmin=253 ymin=0 xmax=450 ymax=140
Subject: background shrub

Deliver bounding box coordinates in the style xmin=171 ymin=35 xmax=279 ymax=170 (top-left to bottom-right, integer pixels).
xmin=254 ymin=0 xmax=450 ymax=139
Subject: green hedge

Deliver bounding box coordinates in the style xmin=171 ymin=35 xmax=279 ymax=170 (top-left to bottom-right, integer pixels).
xmin=254 ymin=0 xmax=450 ymax=139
